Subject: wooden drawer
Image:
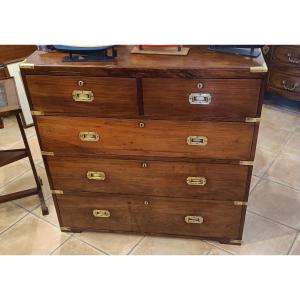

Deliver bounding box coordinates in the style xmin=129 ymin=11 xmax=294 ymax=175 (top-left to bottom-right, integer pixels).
xmin=26 ymin=75 xmax=138 ymax=117
xmin=47 ymin=157 xmax=250 ymax=201
xmin=143 ymin=78 xmax=261 ymax=119
xmin=57 ymin=193 xmax=243 ymax=239
xmin=273 ymin=46 xmax=300 ymax=67
xmin=269 ymin=71 xmax=300 ymax=96
xmin=37 ymin=116 xmax=255 ymax=160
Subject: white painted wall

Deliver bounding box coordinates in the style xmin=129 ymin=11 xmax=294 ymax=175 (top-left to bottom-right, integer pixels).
xmin=7 ymin=62 xmax=33 ymax=125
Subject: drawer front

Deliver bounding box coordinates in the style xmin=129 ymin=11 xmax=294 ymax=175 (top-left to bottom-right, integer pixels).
xmin=47 ymin=157 xmax=249 ymax=200
xmin=26 ymin=75 xmax=138 ymax=117
xmin=37 ymin=116 xmax=255 ymax=160
xmin=273 ymin=46 xmax=300 ymax=66
xmin=143 ymin=78 xmax=261 ymax=119
xmin=269 ymin=71 xmax=300 ymax=95
xmin=57 ymin=194 xmax=242 ymax=239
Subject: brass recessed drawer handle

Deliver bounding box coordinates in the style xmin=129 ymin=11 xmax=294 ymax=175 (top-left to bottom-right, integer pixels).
xmin=187 ymin=136 xmax=208 ymax=146
xmin=185 ymin=215 xmax=204 ymax=224
xmin=93 ymin=209 xmax=110 ymax=218
xmin=282 ymin=80 xmax=299 ymax=91
xmin=186 ymin=176 xmax=207 ymax=186
xmin=72 ymin=90 xmax=94 ymax=102
xmin=79 ymin=131 xmax=99 ymax=142
xmin=287 ymin=53 xmax=300 ymax=64
xmin=87 ymin=171 xmax=106 ymax=181
xmin=189 ymin=93 xmax=211 ymax=105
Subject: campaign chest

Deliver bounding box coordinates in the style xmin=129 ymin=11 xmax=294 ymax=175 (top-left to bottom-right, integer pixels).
xmin=20 ymin=46 xmax=267 ymax=244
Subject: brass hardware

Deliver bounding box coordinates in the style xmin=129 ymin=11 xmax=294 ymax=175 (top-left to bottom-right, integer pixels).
xmin=60 ymin=227 xmax=71 ymax=231
xmin=41 ymin=151 xmax=54 ymax=156
xmin=144 ymin=201 xmax=149 ymax=205
xmin=229 ymin=239 xmax=242 ymax=245
xmin=19 ymin=61 xmax=35 ymax=69
xmin=239 ymin=161 xmax=254 ymax=166
xmin=250 ymin=62 xmax=268 ymax=73
xmin=189 ymin=93 xmax=211 ymax=105
xmin=77 ymin=80 xmax=85 ymax=86
xmin=197 ymin=82 xmax=204 ymax=89
xmin=186 ymin=176 xmax=207 ymax=186
xmin=93 ymin=209 xmax=110 ymax=218
xmin=141 ymin=162 xmax=148 ymax=168
xmin=79 ymin=131 xmax=99 ymax=142
xmin=187 ymin=136 xmax=208 ymax=146
xmin=51 ymin=189 xmax=64 ymax=195
xmin=262 ymin=45 xmax=270 ymax=55
xmin=234 ymin=201 xmax=248 ymax=206
xmin=72 ymin=90 xmax=94 ymax=102
xmin=86 ymin=171 xmax=106 ymax=181
xmin=287 ymin=52 xmax=300 ymax=64
xmin=139 ymin=122 xmax=145 ymax=128
xmin=31 ymin=110 xmax=44 ymax=116
xmin=282 ymin=80 xmax=299 ymax=91
xmin=245 ymin=117 xmax=261 ymax=123
xmin=185 ymin=215 xmax=204 ymax=224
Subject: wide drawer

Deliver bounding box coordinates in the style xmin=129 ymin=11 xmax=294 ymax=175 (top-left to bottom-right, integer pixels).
xmin=273 ymin=46 xmax=300 ymax=66
xmin=36 ymin=116 xmax=255 ymax=160
xmin=57 ymin=193 xmax=243 ymax=239
xmin=269 ymin=71 xmax=300 ymax=95
xmin=143 ymin=78 xmax=261 ymax=119
xmin=47 ymin=157 xmax=250 ymax=200
xmin=26 ymin=75 xmax=138 ymax=117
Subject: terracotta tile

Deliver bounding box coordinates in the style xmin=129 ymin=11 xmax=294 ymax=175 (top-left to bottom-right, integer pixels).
xmin=75 ymin=232 xmax=143 ymax=255
xmin=52 ymin=237 xmax=105 ymax=255
xmin=253 ymin=147 xmax=277 ymax=177
xmin=213 ymin=212 xmax=297 ymax=255
xmin=32 ymin=196 xmax=59 ymax=227
xmin=0 ymin=158 xmax=31 ymax=189
xmin=0 ymin=214 xmax=68 ymax=255
xmin=257 ymin=122 xmax=291 ymax=153
xmin=265 ymin=153 xmax=300 ymax=190
xmin=250 ymin=176 xmax=260 ymax=192
xmin=249 ymin=179 xmax=300 ymax=229
xmin=131 ymin=236 xmax=211 ymax=255
xmin=0 ymin=201 xmax=27 ymax=233
xmin=207 ymin=247 xmax=232 ymax=255
xmin=289 ymin=233 xmax=300 ymax=255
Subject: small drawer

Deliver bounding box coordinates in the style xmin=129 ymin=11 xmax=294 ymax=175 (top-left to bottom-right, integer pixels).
xmin=143 ymin=78 xmax=262 ymax=119
xmin=269 ymin=71 xmax=300 ymax=94
xmin=26 ymin=75 xmax=138 ymax=117
xmin=57 ymin=193 xmax=243 ymax=239
xmin=273 ymin=46 xmax=300 ymax=66
xmin=47 ymin=157 xmax=250 ymax=201
xmin=37 ymin=116 xmax=255 ymax=160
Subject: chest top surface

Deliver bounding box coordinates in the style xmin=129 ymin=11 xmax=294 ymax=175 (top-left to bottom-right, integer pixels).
xmin=21 ymin=46 xmax=267 ymax=78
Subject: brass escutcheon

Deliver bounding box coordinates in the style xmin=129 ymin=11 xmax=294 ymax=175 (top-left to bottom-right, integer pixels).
xmin=87 ymin=171 xmax=106 ymax=181
xmin=187 ymin=136 xmax=208 ymax=146
xmin=93 ymin=209 xmax=110 ymax=218
xmin=79 ymin=132 xmax=99 ymax=142
xmin=185 ymin=215 xmax=204 ymax=224
xmin=186 ymin=176 xmax=207 ymax=186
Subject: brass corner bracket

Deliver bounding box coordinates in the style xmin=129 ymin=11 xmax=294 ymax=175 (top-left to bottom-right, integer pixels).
xmin=51 ymin=189 xmax=64 ymax=195
xmin=31 ymin=110 xmax=44 ymax=116
xmin=239 ymin=161 xmax=254 ymax=166
xmin=234 ymin=201 xmax=248 ymax=206
xmin=250 ymin=62 xmax=268 ymax=73
xmin=229 ymin=239 xmax=242 ymax=245
xmin=19 ymin=61 xmax=35 ymax=69
xmin=245 ymin=117 xmax=261 ymax=123
xmin=41 ymin=151 xmax=54 ymax=156
xmin=60 ymin=226 xmax=71 ymax=231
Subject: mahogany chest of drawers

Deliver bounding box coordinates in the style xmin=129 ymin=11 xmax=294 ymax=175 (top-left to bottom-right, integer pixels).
xmin=20 ymin=46 xmax=267 ymax=244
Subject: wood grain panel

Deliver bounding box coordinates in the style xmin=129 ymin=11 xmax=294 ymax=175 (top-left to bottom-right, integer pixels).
xmin=0 ymin=45 xmax=36 ymax=64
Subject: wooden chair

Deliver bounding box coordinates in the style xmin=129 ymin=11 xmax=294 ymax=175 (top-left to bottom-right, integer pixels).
xmin=0 ymin=66 xmax=48 ymax=215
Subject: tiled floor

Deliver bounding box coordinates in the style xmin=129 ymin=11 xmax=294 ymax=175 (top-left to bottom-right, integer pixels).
xmin=0 ymin=100 xmax=300 ymax=255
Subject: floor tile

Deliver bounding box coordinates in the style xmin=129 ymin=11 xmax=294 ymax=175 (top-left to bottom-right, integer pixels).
xmin=281 ymin=130 xmax=300 ymax=156
xmin=25 ymin=126 xmax=36 ymax=139
xmin=32 ymin=196 xmax=59 ymax=227
xmin=0 ymin=214 xmax=68 ymax=255
xmin=213 ymin=212 xmax=297 ymax=255
xmin=0 ymin=117 xmax=22 ymax=148
xmin=207 ymin=246 xmax=232 ymax=255
xmin=131 ymin=236 xmax=211 ymax=255
xmin=265 ymin=153 xmax=300 ymax=190
xmin=75 ymin=232 xmax=143 ymax=255
xmin=0 ymin=201 xmax=28 ymax=233
xmin=289 ymin=233 xmax=300 ymax=255
xmin=253 ymin=146 xmax=277 ymax=177
xmin=257 ymin=122 xmax=291 ymax=153
xmin=249 ymin=179 xmax=300 ymax=229
xmin=0 ymin=158 xmax=31 ymax=189
xmin=52 ymin=237 xmax=105 ymax=255
xmin=13 ymin=194 xmax=42 ymax=211
xmin=250 ymin=176 xmax=260 ymax=192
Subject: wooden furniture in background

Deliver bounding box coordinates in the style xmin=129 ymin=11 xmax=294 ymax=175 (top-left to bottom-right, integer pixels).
xmin=0 ymin=70 xmax=48 ymax=214
xmin=0 ymin=45 xmax=36 ymax=64
xmin=20 ymin=46 xmax=267 ymax=244
xmin=264 ymin=45 xmax=300 ymax=101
